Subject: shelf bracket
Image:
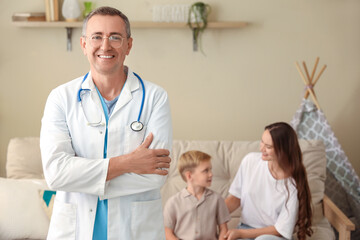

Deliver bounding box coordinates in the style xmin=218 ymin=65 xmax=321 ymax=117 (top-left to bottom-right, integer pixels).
xmin=66 ymin=27 xmax=73 ymax=51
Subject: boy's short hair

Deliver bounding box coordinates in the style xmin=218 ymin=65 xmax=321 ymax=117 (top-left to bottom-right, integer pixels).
xmin=178 ymin=150 xmax=211 ymax=182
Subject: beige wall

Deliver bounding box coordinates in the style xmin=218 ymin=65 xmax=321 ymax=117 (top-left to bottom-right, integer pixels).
xmin=1 ymin=0 xmax=359 ymax=177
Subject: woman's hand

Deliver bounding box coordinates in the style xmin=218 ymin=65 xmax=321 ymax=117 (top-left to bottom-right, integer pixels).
xmin=224 ymin=229 xmax=241 ymax=240
xmin=224 ymin=226 xmax=280 ymax=239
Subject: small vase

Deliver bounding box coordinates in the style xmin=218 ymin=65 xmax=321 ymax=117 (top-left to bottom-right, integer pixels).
xmin=83 ymin=1 xmax=93 ymax=19
xmin=62 ymin=0 xmax=81 ymax=22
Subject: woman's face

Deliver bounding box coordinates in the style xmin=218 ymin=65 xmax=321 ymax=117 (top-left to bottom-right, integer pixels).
xmin=260 ymin=130 xmax=277 ymax=162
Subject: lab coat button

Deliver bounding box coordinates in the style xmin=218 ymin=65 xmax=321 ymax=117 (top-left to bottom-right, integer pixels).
xmin=90 ymin=209 xmax=93 ymax=212
xmin=99 ymin=131 xmax=103 ymax=134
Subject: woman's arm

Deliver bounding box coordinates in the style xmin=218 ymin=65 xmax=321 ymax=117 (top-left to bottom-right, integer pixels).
xmin=225 ymin=194 xmax=241 ymax=213
xmin=225 ymin=226 xmax=281 ymax=240
xmin=165 ymin=227 xmax=179 ymax=240
xmin=218 ymin=222 xmax=228 ymax=240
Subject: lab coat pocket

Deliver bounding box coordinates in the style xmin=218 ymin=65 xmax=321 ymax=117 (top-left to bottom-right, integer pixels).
xmin=124 ymin=125 xmax=147 ymax=154
xmin=47 ymin=199 xmax=77 ymax=240
xmin=131 ymin=198 xmax=165 ymax=240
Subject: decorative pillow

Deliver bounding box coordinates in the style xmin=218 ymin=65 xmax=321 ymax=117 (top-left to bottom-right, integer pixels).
xmin=39 ymin=190 xmax=56 ymax=219
xmin=6 ymin=137 xmax=43 ymax=179
xmin=0 ymin=178 xmax=50 ymax=240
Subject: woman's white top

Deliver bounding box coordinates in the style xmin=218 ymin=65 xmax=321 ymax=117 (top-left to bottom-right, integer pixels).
xmin=229 ymin=152 xmax=299 ymax=239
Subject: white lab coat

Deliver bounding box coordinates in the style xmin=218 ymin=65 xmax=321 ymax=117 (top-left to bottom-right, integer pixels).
xmin=40 ymin=68 xmax=172 ymax=240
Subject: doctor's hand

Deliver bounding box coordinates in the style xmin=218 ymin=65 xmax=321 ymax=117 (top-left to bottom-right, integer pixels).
xmin=107 ymin=133 xmax=171 ymax=180
xmin=130 ymin=133 xmax=171 ymax=175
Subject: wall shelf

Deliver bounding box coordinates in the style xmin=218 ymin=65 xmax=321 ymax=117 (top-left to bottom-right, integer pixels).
xmin=12 ymin=20 xmax=248 ymax=28
xmin=12 ymin=20 xmax=248 ymax=51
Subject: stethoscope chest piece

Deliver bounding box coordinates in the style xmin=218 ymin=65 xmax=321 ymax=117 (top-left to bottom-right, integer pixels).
xmin=131 ymin=121 xmax=144 ymax=132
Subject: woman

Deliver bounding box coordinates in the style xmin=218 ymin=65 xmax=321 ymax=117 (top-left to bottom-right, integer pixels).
xmin=225 ymin=122 xmax=313 ymax=240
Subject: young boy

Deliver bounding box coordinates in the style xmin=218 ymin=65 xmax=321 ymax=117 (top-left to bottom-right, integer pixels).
xmin=163 ymin=150 xmax=230 ymax=240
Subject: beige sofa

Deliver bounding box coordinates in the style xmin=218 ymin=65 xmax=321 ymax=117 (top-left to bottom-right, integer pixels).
xmin=2 ymin=137 xmax=355 ymax=240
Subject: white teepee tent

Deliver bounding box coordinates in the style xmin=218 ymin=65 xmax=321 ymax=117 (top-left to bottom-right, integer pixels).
xmin=290 ymin=58 xmax=360 ymax=238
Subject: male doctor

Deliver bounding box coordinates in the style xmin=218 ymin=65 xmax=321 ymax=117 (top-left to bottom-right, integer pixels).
xmin=40 ymin=6 xmax=172 ymax=240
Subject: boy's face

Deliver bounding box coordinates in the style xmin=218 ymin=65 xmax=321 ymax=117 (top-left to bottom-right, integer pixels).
xmin=189 ymin=160 xmax=213 ymax=188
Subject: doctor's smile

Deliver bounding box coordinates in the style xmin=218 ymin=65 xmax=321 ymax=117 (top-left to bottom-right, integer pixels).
xmin=98 ymin=55 xmax=115 ymax=59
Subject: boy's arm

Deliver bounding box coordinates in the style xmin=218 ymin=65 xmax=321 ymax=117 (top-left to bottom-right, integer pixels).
xmin=165 ymin=227 xmax=179 ymax=240
xmin=218 ymin=222 xmax=228 ymax=240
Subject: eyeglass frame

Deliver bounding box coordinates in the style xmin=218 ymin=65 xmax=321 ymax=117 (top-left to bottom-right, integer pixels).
xmin=83 ymin=34 xmax=127 ymax=48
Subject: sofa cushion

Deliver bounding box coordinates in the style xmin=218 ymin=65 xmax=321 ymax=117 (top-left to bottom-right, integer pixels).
xmin=0 ymin=178 xmax=49 ymax=240
xmin=6 ymin=137 xmax=43 ymax=179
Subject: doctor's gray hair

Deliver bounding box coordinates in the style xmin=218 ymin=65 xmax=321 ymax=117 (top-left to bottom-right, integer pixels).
xmin=82 ymin=6 xmax=131 ymax=38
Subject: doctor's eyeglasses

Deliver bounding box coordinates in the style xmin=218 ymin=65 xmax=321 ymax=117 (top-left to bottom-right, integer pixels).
xmin=85 ymin=34 xmax=125 ymax=48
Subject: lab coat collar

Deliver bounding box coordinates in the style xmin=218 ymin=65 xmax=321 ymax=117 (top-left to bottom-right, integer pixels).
xmin=80 ymin=71 xmax=95 ymax=92
xmin=80 ymin=71 xmax=102 ymax=115
xmin=126 ymin=68 xmax=140 ymax=92
xmin=79 ymin=68 xmax=140 ymax=94
xmin=113 ymin=68 xmax=139 ymax=113
xmin=79 ymin=68 xmax=140 ymax=109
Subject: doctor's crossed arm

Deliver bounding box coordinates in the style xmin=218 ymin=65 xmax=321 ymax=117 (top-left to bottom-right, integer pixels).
xmin=106 ymin=132 xmax=170 ymax=180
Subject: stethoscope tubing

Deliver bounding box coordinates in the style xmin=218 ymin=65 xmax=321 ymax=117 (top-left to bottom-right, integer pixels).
xmin=77 ymin=72 xmax=90 ymax=102
xmin=77 ymin=72 xmax=145 ymax=130
xmin=133 ymin=72 xmax=145 ymax=122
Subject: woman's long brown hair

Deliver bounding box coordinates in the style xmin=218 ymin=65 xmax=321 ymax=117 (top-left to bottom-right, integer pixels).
xmin=265 ymin=122 xmax=313 ymax=240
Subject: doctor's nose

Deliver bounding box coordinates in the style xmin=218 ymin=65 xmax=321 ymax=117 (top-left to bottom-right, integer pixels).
xmin=100 ymin=37 xmax=112 ymax=50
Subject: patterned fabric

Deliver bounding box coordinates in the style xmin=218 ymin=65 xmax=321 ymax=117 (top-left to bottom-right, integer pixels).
xmin=291 ymin=98 xmax=360 ymax=204
xmin=39 ymin=190 xmax=56 ymax=219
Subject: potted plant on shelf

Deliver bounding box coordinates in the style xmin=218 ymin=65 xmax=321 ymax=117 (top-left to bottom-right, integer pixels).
xmin=187 ymin=2 xmax=211 ymax=53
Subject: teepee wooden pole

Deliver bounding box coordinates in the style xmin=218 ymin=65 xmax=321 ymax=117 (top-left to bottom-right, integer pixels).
xmin=303 ymin=62 xmax=311 ymax=83
xmin=310 ymin=57 xmax=320 ymax=81
xmin=295 ymin=62 xmax=321 ymax=110
xmin=303 ymin=62 xmax=316 ymax=99
xmin=304 ymin=57 xmax=320 ymax=98
xmin=304 ymin=64 xmax=326 ymax=98
xmin=313 ymin=64 xmax=327 ymax=86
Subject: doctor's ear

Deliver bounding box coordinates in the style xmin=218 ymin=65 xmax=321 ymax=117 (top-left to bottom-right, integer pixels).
xmin=125 ymin=37 xmax=133 ymax=56
xmin=80 ymin=36 xmax=88 ymax=55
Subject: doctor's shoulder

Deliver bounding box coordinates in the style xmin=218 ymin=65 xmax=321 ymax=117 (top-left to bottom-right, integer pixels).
xmin=143 ymin=79 xmax=170 ymax=103
xmin=45 ymin=76 xmax=84 ymax=106
xmin=48 ymin=76 xmax=84 ymax=97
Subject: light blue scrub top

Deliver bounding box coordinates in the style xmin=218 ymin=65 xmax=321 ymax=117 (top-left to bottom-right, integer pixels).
xmin=93 ymin=87 xmax=119 ymax=240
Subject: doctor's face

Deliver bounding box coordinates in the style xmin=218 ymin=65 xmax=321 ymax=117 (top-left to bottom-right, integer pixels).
xmin=80 ymin=15 xmax=133 ymax=76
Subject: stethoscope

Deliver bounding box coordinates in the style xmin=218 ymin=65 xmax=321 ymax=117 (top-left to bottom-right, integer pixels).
xmin=77 ymin=72 xmax=145 ymax=132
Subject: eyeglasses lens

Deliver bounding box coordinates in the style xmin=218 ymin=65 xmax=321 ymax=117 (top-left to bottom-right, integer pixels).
xmin=88 ymin=35 xmax=124 ymax=48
